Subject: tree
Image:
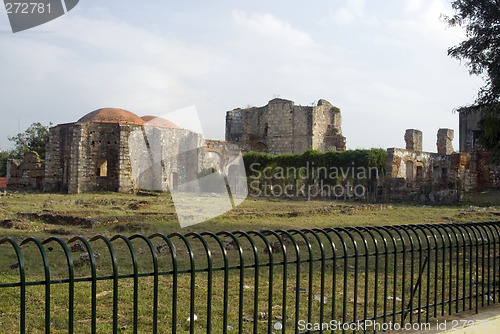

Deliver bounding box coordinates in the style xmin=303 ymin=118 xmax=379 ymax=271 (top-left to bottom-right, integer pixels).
xmin=0 ymin=150 xmax=8 ymax=177
xmin=446 ymin=0 xmax=500 ymax=162
xmin=7 ymin=122 xmax=51 ymax=160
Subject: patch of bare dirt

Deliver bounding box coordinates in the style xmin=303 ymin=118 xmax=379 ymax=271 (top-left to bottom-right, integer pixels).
xmin=0 ymin=219 xmax=31 ymax=230
xmin=112 ymin=222 xmax=151 ymax=232
xmin=44 ymin=228 xmax=74 ymax=235
xmin=17 ymin=212 xmax=99 ymax=228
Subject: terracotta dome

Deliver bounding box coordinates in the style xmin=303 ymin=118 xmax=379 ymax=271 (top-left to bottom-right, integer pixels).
xmin=77 ymin=108 xmax=145 ymax=125
xmin=141 ymin=115 xmax=181 ymax=129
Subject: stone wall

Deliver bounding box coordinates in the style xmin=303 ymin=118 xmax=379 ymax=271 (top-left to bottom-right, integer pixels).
xmin=6 ymin=151 xmax=44 ymax=188
xmin=205 ymin=139 xmax=243 ymax=174
xmin=44 ymin=120 xmax=208 ymax=194
xmin=44 ymin=123 xmax=74 ymax=192
xmin=226 ymin=98 xmax=346 ymax=155
xmin=404 ymin=129 xmax=423 ymax=152
xmin=312 ymin=99 xmax=346 ymax=151
xmin=128 ymin=125 xmax=205 ymax=192
xmin=74 ymin=122 xmax=122 ymax=193
xmin=465 ymin=150 xmax=500 ymax=189
xmin=385 ymin=128 xmax=499 ymax=203
xmin=437 ymin=128 xmax=454 ymax=155
xmin=459 ymin=107 xmax=485 ymax=152
xmin=12 ymin=101 xmax=498 ymax=197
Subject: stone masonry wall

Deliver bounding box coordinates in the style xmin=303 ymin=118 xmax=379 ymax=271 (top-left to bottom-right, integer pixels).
xmin=205 ymin=140 xmax=242 ymax=174
xmin=226 ymin=98 xmax=345 ymax=155
xmin=71 ymin=123 xmax=122 ymax=193
xmin=404 ymin=129 xmax=422 ymax=152
xmin=312 ymin=99 xmax=345 ymax=151
xmin=44 ymin=120 xmax=208 ymax=194
xmin=6 ymin=151 xmax=44 ymax=188
xmin=44 ymin=123 xmax=74 ymax=192
xmin=437 ymin=128 xmax=454 ymax=155
xmin=385 ymin=128 xmax=499 ymax=203
xmin=459 ymin=107 xmax=485 ymax=152
xmin=126 ymin=125 xmax=205 ymax=192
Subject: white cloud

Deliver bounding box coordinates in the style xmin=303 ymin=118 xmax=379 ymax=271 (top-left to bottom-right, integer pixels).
xmin=378 ymin=0 xmax=466 ymax=48
xmin=0 ymin=9 xmax=226 ymax=140
xmin=231 ymin=10 xmax=313 ymax=46
xmin=405 ymin=0 xmax=423 ymax=12
xmin=333 ymin=0 xmax=364 ymax=24
xmin=325 ymin=0 xmax=379 ymax=26
xmin=0 ymin=1 xmax=484 ymax=153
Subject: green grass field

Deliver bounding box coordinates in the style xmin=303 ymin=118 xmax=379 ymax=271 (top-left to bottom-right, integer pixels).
xmin=0 ymin=190 xmax=498 ymax=333
xmin=0 ymin=189 xmax=499 ymax=239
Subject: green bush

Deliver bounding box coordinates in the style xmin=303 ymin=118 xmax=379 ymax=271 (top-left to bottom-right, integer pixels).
xmin=243 ymin=148 xmax=387 ymax=180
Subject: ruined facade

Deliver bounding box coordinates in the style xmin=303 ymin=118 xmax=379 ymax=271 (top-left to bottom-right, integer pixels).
xmin=226 ymin=98 xmax=346 ymax=155
xmin=386 ymin=128 xmax=500 ymax=203
xmin=3 ymin=108 xmax=240 ymax=194
xmin=458 ymin=106 xmax=486 ymax=152
xmin=6 ymin=151 xmax=44 ymax=188
xmin=42 ymin=108 xmax=204 ymax=193
xmin=205 ymin=140 xmax=243 ymax=171
xmin=6 ymin=98 xmax=500 ymax=198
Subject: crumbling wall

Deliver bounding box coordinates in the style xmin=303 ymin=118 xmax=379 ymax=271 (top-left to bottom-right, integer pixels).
xmin=71 ymin=122 xmax=122 ymax=193
xmin=44 ymin=123 xmax=74 ymax=192
xmin=6 ymin=151 xmax=44 ymax=188
xmin=464 ymin=150 xmax=500 ymax=189
xmin=312 ymin=99 xmax=346 ymax=151
xmin=459 ymin=107 xmax=485 ymax=152
xmin=437 ymin=129 xmax=454 ymax=155
xmin=126 ymin=125 xmax=205 ymax=193
xmin=385 ymin=129 xmax=470 ymax=203
xmin=404 ymin=129 xmax=423 ymax=152
xmin=226 ymin=98 xmax=346 ymax=155
xmin=457 ymin=107 xmax=500 ymax=189
xmin=205 ymin=140 xmax=242 ymax=173
xmin=225 ymin=98 xmax=311 ymax=154
xmin=44 ymin=118 xmax=208 ymax=194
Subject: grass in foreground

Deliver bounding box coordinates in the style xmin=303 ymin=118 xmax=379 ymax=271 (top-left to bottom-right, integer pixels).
xmin=0 ymin=190 xmax=498 ymax=333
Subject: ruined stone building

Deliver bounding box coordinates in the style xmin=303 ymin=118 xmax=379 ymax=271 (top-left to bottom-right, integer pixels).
xmin=42 ymin=108 xmax=204 ymax=194
xmin=457 ymin=104 xmax=500 ymax=153
xmin=386 ymin=127 xmax=500 ymax=202
xmin=8 ymin=108 xmax=241 ymax=194
xmin=458 ymin=106 xmax=486 ymax=152
xmin=225 ymin=98 xmax=346 ymax=155
xmin=6 ymin=98 xmax=499 ymax=199
xmin=6 ymin=151 xmax=44 ymax=188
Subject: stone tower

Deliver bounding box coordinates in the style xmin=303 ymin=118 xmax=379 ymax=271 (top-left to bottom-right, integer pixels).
xmin=225 ymin=98 xmax=346 ymax=155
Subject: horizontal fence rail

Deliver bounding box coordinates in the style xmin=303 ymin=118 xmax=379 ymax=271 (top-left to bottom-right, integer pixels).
xmin=0 ymin=222 xmax=499 ymax=333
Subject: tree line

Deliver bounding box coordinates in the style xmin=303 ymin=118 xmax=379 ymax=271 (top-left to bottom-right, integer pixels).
xmin=0 ymin=122 xmax=50 ymax=177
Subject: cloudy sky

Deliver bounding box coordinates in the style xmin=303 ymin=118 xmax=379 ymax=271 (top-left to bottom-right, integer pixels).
xmin=0 ymin=0 xmax=484 ymax=152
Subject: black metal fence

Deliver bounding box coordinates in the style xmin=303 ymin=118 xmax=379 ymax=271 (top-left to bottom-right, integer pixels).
xmin=0 ymin=221 xmax=499 ymax=333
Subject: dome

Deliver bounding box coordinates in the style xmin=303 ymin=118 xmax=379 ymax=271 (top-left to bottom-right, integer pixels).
xmin=141 ymin=115 xmax=181 ymax=129
xmin=77 ymin=108 xmax=145 ymax=125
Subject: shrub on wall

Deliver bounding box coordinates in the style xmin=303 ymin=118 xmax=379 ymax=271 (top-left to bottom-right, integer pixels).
xmin=244 ymin=149 xmax=386 ymax=179
xmin=243 ymin=149 xmax=387 ymax=199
